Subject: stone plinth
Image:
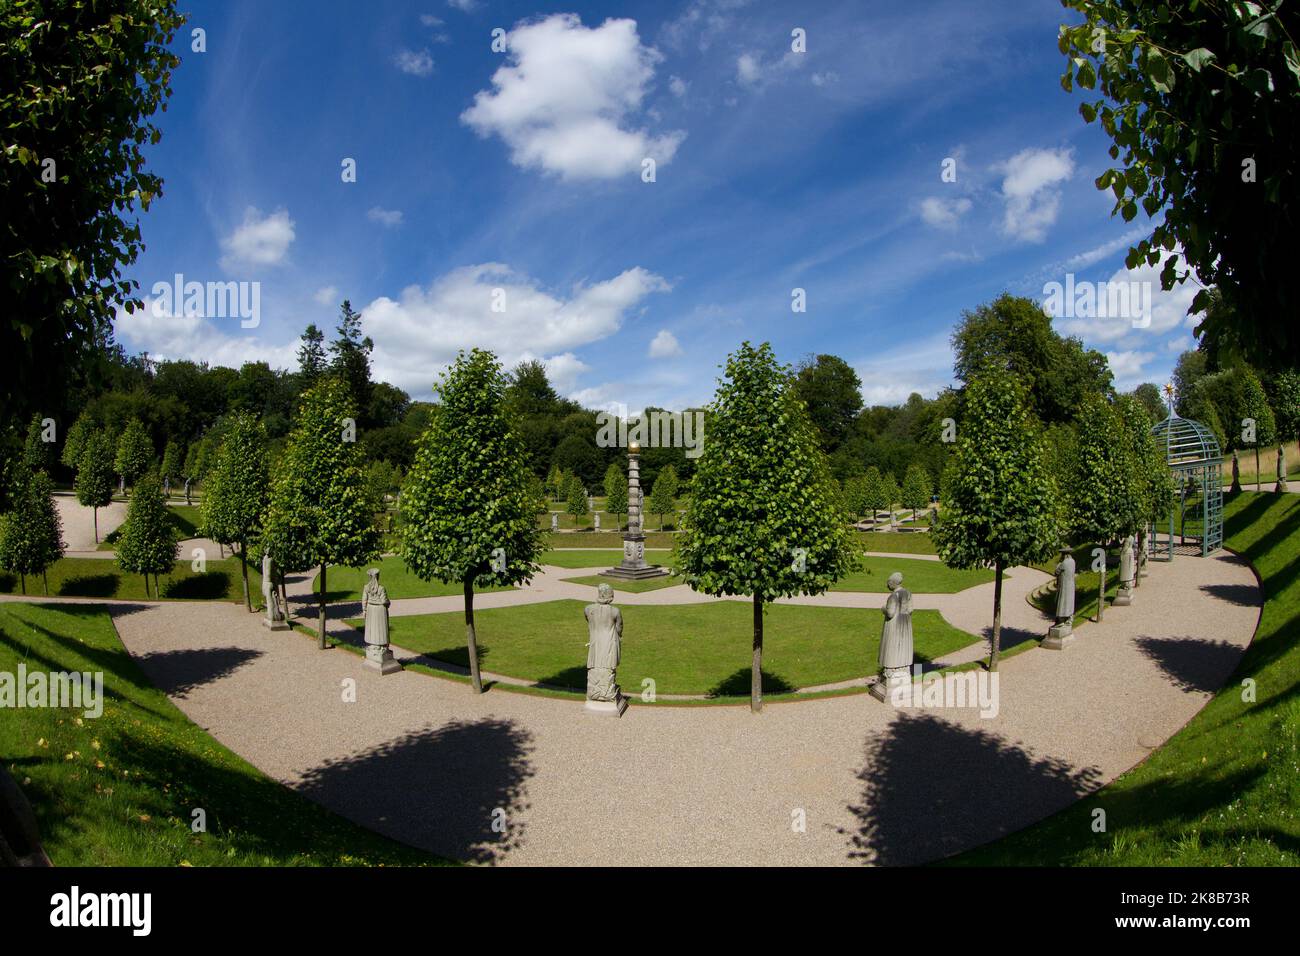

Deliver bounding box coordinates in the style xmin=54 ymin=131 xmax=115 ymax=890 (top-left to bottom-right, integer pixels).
xmin=1113 ymin=586 xmax=1132 ymax=607
xmin=584 ymin=695 xmax=628 ymax=717
xmin=869 ymin=666 xmax=910 ymax=704
xmin=365 ymin=644 xmax=403 ymax=675
xmin=1041 ymin=622 xmax=1074 ymax=650
xmin=262 ymin=617 xmax=289 ymax=631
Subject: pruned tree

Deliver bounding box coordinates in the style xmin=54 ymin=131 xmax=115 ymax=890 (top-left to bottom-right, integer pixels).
xmin=115 ymin=470 xmax=178 ymax=597
xmin=647 ymin=464 xmax=678 ymax=530
xmin=114 ymin=418 xmax=153 ymax=497
xmin=200 ymin=412 xmax=270 ymax=611
xmin=401 ymin=349 xmax=543 ymax=693
xmin=932 ymin=372 xmax=1059 ymax=670
xmin=901 ymin=463 xmax=932 ymax=521
xmin=677 ymin=342 xmax=858 ymax=712
xmin=603 ymin=462 xmax=628 ymax=532
xmin=74 ymin=430 xmax=116 ymax=543
xmin=0 ymin=471 xmax=64 ymax=595
xmin=565 ymin=475 xmax=589 ymax=526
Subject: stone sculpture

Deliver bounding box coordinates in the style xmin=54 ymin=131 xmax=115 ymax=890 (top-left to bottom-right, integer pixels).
xmin=1278 ymin=445 xmax=1289 ymax=493
xmin=261 ymin=553 xmax=288 ymax=630
xmin=870 ymin=572 xmax=913 ymax=702
xmin=584 ymin=583 xmax=626 ymax=716
xmin=1114 ymin=535 xmax=1136 ymax=606
xmin=362 ymin=569 xmax=401 ymax=674
xmin=1042 ymin=548 xmax=1076 ymax=649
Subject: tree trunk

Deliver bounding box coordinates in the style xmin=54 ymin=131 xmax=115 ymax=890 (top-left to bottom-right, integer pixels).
xmin=238 ymin=542 xmax=250 ymax=612
xmin=318 ymin=564 xmax=328 ymax=649
xmin=1256 ymin=446 xmax=1261 ymax=493
xmin=465 ymin=578 xmax=483 ymax=694
xmin=989 ymin=560 xmax=1003 ymax=672
xmin=752 ymin=594 xmax=764 ymax=713
xmin=19 ymin=573 xmax=25 ymax=596
xmin=278 ymin=569 xmax=289 ymax=622
xmin=1135 ymin=529 xmax=1144 ymax=588
xmin=92 ymin=507 xmax=99 ymax=544
xmin=142 ymin=574 xmax=149 ymax=599
xmin=1097 ymin=547 xmax=1107 ymax=622
xmin=42 ymin=571 xmax=48 ymax=596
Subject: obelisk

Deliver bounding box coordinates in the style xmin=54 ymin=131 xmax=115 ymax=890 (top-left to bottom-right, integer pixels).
xmin=603 ymin=442 xmax=668 ymax=580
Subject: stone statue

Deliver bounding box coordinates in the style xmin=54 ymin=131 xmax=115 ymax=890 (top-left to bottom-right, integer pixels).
xmin=261 ymin=553 xmax=288 ymax=630
xmin=1278 ymin=445 xmax=1289 ymax=493
xmin=583 ymin=583 xmax=626 ymax=716
xmin=362 ymin=569 xmax=401 ymax=674
xmin=1114 ymin=535 xmax=1136 ymax=606
xmin=163 ymin=476 xmax=171 ymax=498
xmin=1043 ymin=548 xmax=1076 ymax=649
xmin=870 ymin=573 xmax=913 ymax=702
xmin=550 ymin=512 xmax=558 ymax=532
xmin=594 ymin=512 xmax=601 ymax=531
xmin=184 ymin=477 xmax=192 ymax=506
xmin=1231 ymin=451 xmax=1242 ymax=493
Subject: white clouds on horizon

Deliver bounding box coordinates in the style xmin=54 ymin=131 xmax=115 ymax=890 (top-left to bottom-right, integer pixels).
xmin=998 ymin=147 xmax=1074 ymax=243
xmin=219 ymin=207 xmax=295 ymax=270
xmin=461 ymin=14 xmax=684 ymax=180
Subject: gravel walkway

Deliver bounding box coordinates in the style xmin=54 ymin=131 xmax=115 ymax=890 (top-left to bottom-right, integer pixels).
xmin=99 ymin=548 xmax=1258 ymax=866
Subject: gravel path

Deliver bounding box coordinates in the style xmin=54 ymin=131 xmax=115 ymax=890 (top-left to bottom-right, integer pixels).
xmin=99 ymin=549 xmax=1258 ymax=866
xmin=55 ymin=492 xmax=127 ymax=554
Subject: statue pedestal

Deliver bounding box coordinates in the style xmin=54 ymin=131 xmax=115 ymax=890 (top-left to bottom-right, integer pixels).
xmin=1113 ymin=586 xmax=1133 ymax=607
xmin=869 ymin=667 xmax=911 ymax=704
xmin=262 ymin=617 xmax=289 ymax=631
xmin=364 ymin=645 xmax=403 ymax=675
xmin=603 ymin=532 xmax=669 ymax=581
xmin=584 ymin=695 xmax=628 ymax=717
xmin=1041 ymin=622 xmax=1074 ymax=650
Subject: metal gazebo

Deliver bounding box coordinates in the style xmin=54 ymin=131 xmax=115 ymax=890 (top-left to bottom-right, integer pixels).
xmin=1150 ymin=414 xmax=1224 ymax=558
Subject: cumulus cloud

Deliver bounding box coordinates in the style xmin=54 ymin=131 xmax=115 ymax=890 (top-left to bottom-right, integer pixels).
xmin=219 ymin=207 xmax=295 ymax=270
xmin=668 ymin=75 xmax=688 ymax=97
xmin=115 ymin=298 xmax=295 ymax=370
xmin=313 ymin=285 xmax=339 ymax=306
xmin=919 ymin=196 xmax=972 ymax=231
xmin=359 ymin=263 xmax=671 ymax=395
xmin=998 ymin=147 xmax=1074 ymax=243
xmin=648 ymin=329 xmax=683 ymax=358
xmin=736 ymin=52 xmax=762 ymax=84
xmin=367 ymin=206 xmax=404 ymax=227
xmin=393 ymin=48 xmax=434 ymax=76
xmin=1105 ymin=349 xmax=1157 ymax=390
xmin=1054 ymin=247 xmax=1204 ymax=346
xmin=461 ymin=14 xmax=684 ymax=180
xmin=853 ymin=334 xmax=955 ymax=407
xmin=447 ymin=0 xmax=477 ymax=11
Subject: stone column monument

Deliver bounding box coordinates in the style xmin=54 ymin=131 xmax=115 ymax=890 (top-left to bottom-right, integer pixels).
xmin=603 ymin=443 xmax=668 ymax=581
xmin=584 ymin=583 xmax=627 ymax=716
xmin=1113 ymin=535 xmax=1136 ymax=606
xmin=362 ymin=569 xmax=402 ymax=674
xmin=870 ymin=573 xmax=914 ymax=702
xmin=1042 ymin=548 xmax=1076 ymax=649
xmin=261 ymin=553 xmax=289 ymax=630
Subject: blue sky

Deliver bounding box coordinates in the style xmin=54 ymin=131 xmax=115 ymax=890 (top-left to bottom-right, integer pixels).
xmin=113 ymin=0 xmax=1202 ymax=412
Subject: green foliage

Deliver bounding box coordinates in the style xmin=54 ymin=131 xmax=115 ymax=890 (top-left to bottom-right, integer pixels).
xmin=677 ymin=342 xmax=858 ymax=602
xmin=264 ymin=377 xmax=381 ymax=575
xmin=328 ymin=301 xmax=374 ymax=418
xmin=859 ymin=466 xmax=886 ymax=516
xmin=646 ymin=464 xmax=678 ymax=529
xmin=1202 ymin=364 xmax=1277 ymax=451
xmin=1114 ymin=394 xmax=1167 ymax=537
xmin=1060 ymin=1 xmax=1300 ymax=369
xmin=0 ymin=0 xmax=185 ymax=422
xmin=545 ymin=464 xmax=567 ymax=499
xmin=22 ymin=414 xmax=53 ymax=474
xmin=200 ymin=413 xmax=269 ymax=550
xmin=115 ymin=471 xmax=179 ymax=585
xmin=1131 ymin=382 xmax=1168 ymax=424
xmin=297 ymin=323 xmax=327 ymax=387
xmin=74 ymin=430 xmax=116 ymax=516
xmin=901 ymin=463 xmax=932 ymax=516
xmin=880 ymin=472 xmax=900 ymax=511
xmin=0 ymin=471 xmax=65 ymax=592
xmin=564 ymin=475 xmax=589 ymax=519
xmin=1064 ymin=393 xmax=1133 ymax=545
xmin=794 ymin=354 xmax=864 ymax=451
xmin=933 ymin=372 xmax=1060 ymax=570
xmin=114 ymin=418 xmax=154 ymax=488
xmin=60 ymin=414 xmax=92 ymax=471
xmin=603 ymin=462 xmax=628 ymax=523
xmin=1270 ymin=370 xmax=1300 ymax=444
xmin=400 ymin=349 xmax=542 ymax=589
xmin=160 ymin=440 xmax=182 ymax=484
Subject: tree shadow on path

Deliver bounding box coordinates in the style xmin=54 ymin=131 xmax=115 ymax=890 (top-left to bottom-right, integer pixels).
xmin=295 ymin=718 xmax=534 ymax=864
xmin=133 ymin=646 xmax=264 ymax=698
xmin=840 ymin=712 xmax=1100 ymax=865
xmin=1133 ymin=636 xmax=1247 ymax=694
xmin=1198 ymin=583 xmax=1263 ymax=609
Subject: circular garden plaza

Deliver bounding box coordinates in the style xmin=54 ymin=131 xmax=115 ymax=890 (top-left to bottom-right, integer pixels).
xmin=1 ymin=353 xmax=1296 ymax=868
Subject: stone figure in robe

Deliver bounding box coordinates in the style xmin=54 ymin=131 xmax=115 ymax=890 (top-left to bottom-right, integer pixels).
xmin=1119 ymin=535 xmax=1136 ymax=588
xmin=1278 ymin=445 xmax=1289 ymax=493
xmin=363 ymin=569 xmax=390 ymax=647
xmin=262 ymin=553 xmax=285 ymax=626
xmin=1054 ymin=550 xmax=1076 ymax=625
xmin=584 ymin=583 xmax=623 ymax=703
xmin=878 ymin=572 xmax=913 ymax=674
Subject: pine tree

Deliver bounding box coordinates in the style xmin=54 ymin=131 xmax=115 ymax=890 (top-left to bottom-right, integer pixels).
xmin=200 ymin=413 xmax=270 ymax=611
xmin=114 ymin=418 xmax=154 ymax=496
xmin=401 ymin=349 xmax=543 ymax=693
xmin=0 ymin=471 xmax=65 ymax=595
xmin=677 ymin=342 xmax=858 ymax=712
xmin=265 ymin=376 xmax=381 ymax=647
xmin=932 ymin=372 xmax=1059 ymax=670
xmin=75 ymin=430 xmax=116 ymax=543
xmin=115 ymin=471 xmax=178 ymax=597
xmin=603 ymin=462 xmax=628 ymax=532
xmin=328 ymin=301 xmax=373 ymax=416
xmin=297 ymin=323 xmax=327 ymax=385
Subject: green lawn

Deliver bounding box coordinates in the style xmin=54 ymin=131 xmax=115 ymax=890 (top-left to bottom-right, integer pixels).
xmin=951 ymin=491 xmax=1300 ymax=866
xmin=831 ymin=556 xmax=992 ymax=593
xmin=98 ymin=502 xmax=206 ymax=551
xmin=854 ymin=531 xmax=937 ymax=555
xmin=0 ymin=603 xmax=447 ymax=865
xmin=0 ymin=556 xmax=259 ymax=602
xmin=541 ymin=548 xmax=671 ymax=569
xmin=567 ymin=573 xmax=683 ymax=593
xmin=353 ymin=600 xmax=975 ymax=696
xmin=544 ymin=531 xmax=677 ymax=549
xmin=311 ymin=555 xmax=513 ymax=602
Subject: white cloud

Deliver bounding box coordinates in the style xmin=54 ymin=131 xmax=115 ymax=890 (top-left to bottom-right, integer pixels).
xmin=359 ymin=263 xmax=671 ymax=395
xmin=668 ymin=75 xmax=688 ymax=97
xmin=367 ymin=206 xmax=404 ymax=227
xmin=115 ymin=298 xmax=295 ymax=370
xmin=853 ymin=334 xmax=955 ymax=407
xmin=1105 ymin=350 xmax=1156 ymax=390
xmin=313 ymin=285 xmax=339 ymax=306
xmin=1063 ymin=227 xmax=1148 ymax=270
xmin=919 ymin=196 xmax=972 ymax=230
xmin=461 ymin=14 xmax=684 ymax=180
xmin=998 ymin=147 xmax=1074 ymax=243
xmin=420 ymin=14 xmax=444 ymax=27
xmin=447 ymin=0 xmax=477 ymax=11
xmin=542 ymin=352 xmax=590 ymax=393
xmin=393 ymin=48 xmax=434 ymax=76
xmin=736 ymin=52 xmax=762 ymax=84
xmin=1055 ymin=247 xmax=1204 ymax=346
xmin=219 ymin=207 xmax=295 ymax=270
xmin=648 ymin=329 xmax=683 ymax=358
xmin=811 ymin=71 xmax=839 ymax=87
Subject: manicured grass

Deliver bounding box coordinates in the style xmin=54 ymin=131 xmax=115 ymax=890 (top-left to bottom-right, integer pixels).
xmin=831 ymin=556 xmax=992 ymax=593
xmin=355 ymin=600 xmax=975 ymax=695
xmin=854 ymin=531 xmax=937 ymax=555
xmin=544 ymin=531 xmax=677 ymax=549
xmin=567 ymin=573 xmax=683 ymax=593
xmin=97 ymin=501 xmax=207 ymax=551
xmin=0 ymin=556 xmax=259 ymax=602
xmin=0 ymin=603 xmax=448 ymax=865
xmin=311 ymin=555 xmax=512 ymax=602
xmin=951 ymin=491 xmax=1299 ymax=866
xmin=541 ymin=548 xmax=671 ymax=569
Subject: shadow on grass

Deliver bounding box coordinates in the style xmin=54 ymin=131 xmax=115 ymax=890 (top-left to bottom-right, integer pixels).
xmin=161 ymin=572 xmax=234 ymax=601
xmin=708 ymin=667 xmax=796 ymax=697
xmin=57 ymin=574 xmax=121 ymax=598
xmin=534 ymin=665 xmax=586 ymax=690
xmin=841 ymin=712 xmax=1101 ymax=865
xmin=296 ymin=718 xmax=534 ymax=864
xmin=1133 ymin=636 xmax=1248 ymax=695
xmin=133 ymin=646 xmax=264 ymax=698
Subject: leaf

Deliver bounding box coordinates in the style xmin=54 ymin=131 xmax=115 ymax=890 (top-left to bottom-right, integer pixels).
xmin=1182 ymin=47 xmax=1216 ymax=72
